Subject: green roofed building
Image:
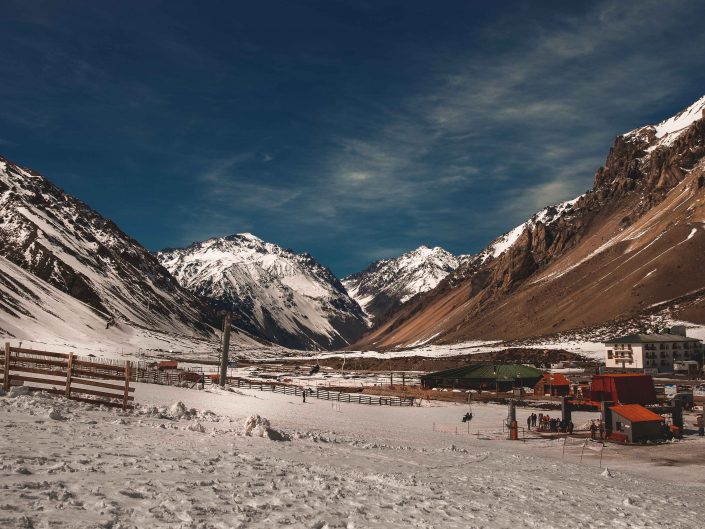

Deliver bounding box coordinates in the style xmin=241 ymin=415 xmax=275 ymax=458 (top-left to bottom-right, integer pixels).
xmin=420 ymin=364 xmax=544 ymax=391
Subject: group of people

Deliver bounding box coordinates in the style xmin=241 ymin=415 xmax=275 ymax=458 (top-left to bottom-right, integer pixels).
xmin=527 ymin=412 xmax=574 ymax=434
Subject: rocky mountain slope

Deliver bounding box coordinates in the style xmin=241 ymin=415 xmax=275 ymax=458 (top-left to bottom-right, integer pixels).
xmin=353 ymin=94 xmax=705 ymax=350
xmin=0 ymin=155 xmax=219 ymax=348
xmin=0 ymin=252 xmax=271 ymax=357
xmin=342 ymin=245 xmax=467 ymax=323
xmin=158 ymin=234 xmax=368 ymax=350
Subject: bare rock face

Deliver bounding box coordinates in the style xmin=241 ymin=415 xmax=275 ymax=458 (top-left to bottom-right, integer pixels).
xmin=354 ymin=94 xmax=705 ymax=350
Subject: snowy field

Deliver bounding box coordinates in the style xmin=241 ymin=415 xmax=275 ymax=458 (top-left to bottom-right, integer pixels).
xmin=2 ymin=383 xmax=705 ymax=528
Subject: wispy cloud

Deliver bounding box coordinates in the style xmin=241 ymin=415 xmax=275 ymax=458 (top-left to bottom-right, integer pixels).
xmin=17 ymin=0 xmax=697 ymax=274
xmin=181 ymin=0 xmax=705 ymax=269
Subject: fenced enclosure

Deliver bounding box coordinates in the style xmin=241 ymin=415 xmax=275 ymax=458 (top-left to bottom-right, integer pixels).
xmin=229 ymin=377 xmax=415 ymax=406
xmin=1 ymin=344 xmax=134 ymax=409
xmin=135 ymin=364 xmax=204 ymax=388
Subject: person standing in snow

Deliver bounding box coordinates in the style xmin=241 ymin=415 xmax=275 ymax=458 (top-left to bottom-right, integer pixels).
xmin=302 ymin=389 xmax=306 ymax=403
xmin=590 ymin=421 xmax=597 ymax=440
xmin=527 ymin=416 xmax=531 ymax=430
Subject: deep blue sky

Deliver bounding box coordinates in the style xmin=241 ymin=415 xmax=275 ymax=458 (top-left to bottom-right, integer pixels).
xmin=2 ymin=1 xmax=705 ymax=276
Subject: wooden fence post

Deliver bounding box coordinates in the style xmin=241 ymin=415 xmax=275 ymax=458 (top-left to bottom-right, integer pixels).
xmin=65 ymin=352 xmax=74 ymax=398
xmin=123 ymin=361 xmax=131 ymax=410
xmin=3 ymin=343 xmax=10 ymax=391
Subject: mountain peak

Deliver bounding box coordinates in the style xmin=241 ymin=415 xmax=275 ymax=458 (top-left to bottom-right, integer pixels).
xmin=624 ymin=93 xmax=705 ymax=151
xmin=236 ymin=232 xmax=262 ymax=241
xmin=343 ymin=245 xmax=463 ymax=322
xmin=158 ymin=234 xmax=367 ymax=350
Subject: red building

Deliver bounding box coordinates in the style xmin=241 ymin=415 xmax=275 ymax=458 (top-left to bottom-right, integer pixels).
xmin=534 ymin=373 xmax=571 ymax=396
xmin=590 ymin=374 xmax=657 ymax=405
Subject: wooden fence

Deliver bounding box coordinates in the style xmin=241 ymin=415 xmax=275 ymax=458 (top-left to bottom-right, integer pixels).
xmin=229 ymin=377 xmax=415 ymax=406
xmin=135 ymin=365 xmax=204 ymax=388
xmin=1 ymin=344 xmax=134 ymax=409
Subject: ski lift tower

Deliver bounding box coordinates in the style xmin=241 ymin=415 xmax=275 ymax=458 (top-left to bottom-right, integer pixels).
xmin=219 ymin=312 xmax=232 ymax=388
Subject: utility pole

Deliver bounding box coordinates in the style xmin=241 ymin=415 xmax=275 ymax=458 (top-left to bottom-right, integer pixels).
xmin=219 ymin=312 xmax=232 ymax=388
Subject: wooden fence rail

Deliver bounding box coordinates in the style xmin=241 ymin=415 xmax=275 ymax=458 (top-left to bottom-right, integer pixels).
xmin=1 ymin=343 xmax=134 ymax=410
xmin=229 ymin=377 xmax=415 ymax=406
xmin=135 ymin=366 xmax=204 ymax=388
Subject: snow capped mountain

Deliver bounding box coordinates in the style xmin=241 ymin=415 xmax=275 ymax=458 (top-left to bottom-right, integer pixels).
xmin=157 ymin=234 xmax=367 ymax=350
xmin=0 ymin=154 xmax=219 ymax=349
xmin=624 ymin=94 xmax=705 ymax=153
xmin=343 ymin=246 xmax=467 ymax=322
xmin=0 ymin=252 xmax=266 ymax=356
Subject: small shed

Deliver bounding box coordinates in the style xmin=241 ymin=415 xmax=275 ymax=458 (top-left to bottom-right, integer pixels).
xmin=609 ymin=404 xmax=664 ymax=443
xmin=534 ymin=373 xmax=571 ymax=396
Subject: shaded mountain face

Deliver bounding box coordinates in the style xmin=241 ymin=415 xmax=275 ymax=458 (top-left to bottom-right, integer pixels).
xmin=343 ymin=246 xmax=468 ymax=323
xmin=0 ymin=155 xmax=215 ymax=341
xmin=353 ymin=94 xmax=705 ymax=350
xmin=157 ymin=234 xmax=368 ymax=350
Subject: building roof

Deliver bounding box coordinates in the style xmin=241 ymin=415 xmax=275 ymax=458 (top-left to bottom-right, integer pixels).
xmin=158 ymin=360 xmax=179 ymax=368
xmin=421 ymin=364 xmax=543 ymax=382
xmin=595 ymin=373 xmax=651 ymax=378
xmin=605 ymin=333 xmax=700 ymax=344
xmin=542 ymin=373 xmax=571 ymax=386
xmin=609 ymin=404 xmax=664 ymax=423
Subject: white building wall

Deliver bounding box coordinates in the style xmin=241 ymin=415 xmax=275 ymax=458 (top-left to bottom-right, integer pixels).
xmin=604 ymin=340 xmax=701 ymax=372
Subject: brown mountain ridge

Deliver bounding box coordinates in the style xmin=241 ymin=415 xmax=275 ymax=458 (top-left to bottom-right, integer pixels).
xmin=352 ymin=96 xmax=705 ymax=350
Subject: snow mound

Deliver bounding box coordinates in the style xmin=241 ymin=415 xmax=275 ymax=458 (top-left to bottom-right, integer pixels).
xmin=48 ymin=408 xmax=65 ymax=421
xmin=243 ymin=414 xmax=289 ymax=441
xmin=168 ymin=401 xmax=195 ymax=419
xmin=601 ymin=468 xmax=613 ymax=478
xmin=8 ymin=386 xmax=31 ymax=398
xmin=187 ymin=421 xmax=206 ymax=433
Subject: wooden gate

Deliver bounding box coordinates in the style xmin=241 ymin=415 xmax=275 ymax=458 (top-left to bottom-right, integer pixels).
xmin=1 ymin=344 xmax=134 ymax=409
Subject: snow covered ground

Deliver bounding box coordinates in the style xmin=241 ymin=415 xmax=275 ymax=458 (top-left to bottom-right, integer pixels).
xmin=309 ymin=341 xmax=505 ymax=361
xmin=2 ymin=383 xmax=704 ymax=528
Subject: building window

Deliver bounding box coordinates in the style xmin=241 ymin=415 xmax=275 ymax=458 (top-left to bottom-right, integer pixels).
xmin=616 ymin=421 xmax=623 ymax=432
xmin=607 ymin=350 xmax=613 ymax=359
